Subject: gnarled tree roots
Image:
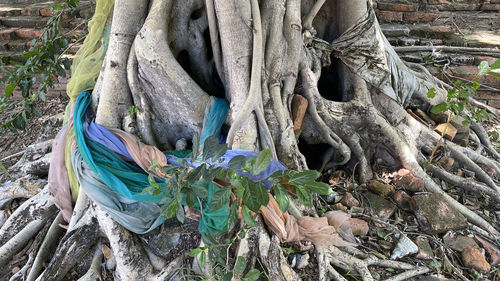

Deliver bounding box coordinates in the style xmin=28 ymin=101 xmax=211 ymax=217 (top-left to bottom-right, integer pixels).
xmin=1 ymin=0 xmax=499 ymax=279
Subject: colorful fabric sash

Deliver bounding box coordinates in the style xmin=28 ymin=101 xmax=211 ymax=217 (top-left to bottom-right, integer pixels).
xmin=63 ymin=91 xmax=286 ymax=234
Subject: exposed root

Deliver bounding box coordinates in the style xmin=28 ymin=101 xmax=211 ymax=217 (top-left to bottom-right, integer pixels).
xmin=447 ymin=146 xmax=499 ymax=193
xmin=155 ymin=254 xmax=184 ymax=281
xmin=126 ymin=43 xmax=157 ymax=146
xmin=426 ymin=164 xmax=500 ymax=204
xmin=8 ymin=220 xmax=50 ymax=281
xmin=317 ymin=246 xmax=429 ymax=281
xmin=0 ymin=187 xmax=57 ymax=246
xmin=257 ymin=218 xmax=301 ymax=281
xmin=9 ymin=253 xmax=34 ymax=281
xmin=35 ymin=208 xmax=99 ymax=281
xmin=204 ymin=0 xmax=223 ymax=82
xmin=470 ymin=121 xmax=500 ymax=160
xmin=76 ymin=241 xmax=103 ymax=281
xmin=68 ymin=191 xmax=90 ymax=231
xmin=26 ymin=212 xmax=66 ymax=281
xmin=0 ymin=219 xmax=45 ymax=266
xmin=94 ymin=205 xmax=154 ymax=280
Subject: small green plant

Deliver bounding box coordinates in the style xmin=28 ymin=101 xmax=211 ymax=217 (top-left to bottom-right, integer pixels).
xmin=1 ymin=0 xmax=83 ymax=134
xmin=429 ymin=258 xmax=442 ymax=274
xmin=427 ymin=59 xmax=500 ymax=127
xmin=425 ymin=59 xmax=500 ymax=164
xmin=128 ymin=105 xmax=138 ymax=116
xmin=146 ymin=134 xmax=332 ymax=278
xmin=145 ymin=134 xmax=333 ymax=228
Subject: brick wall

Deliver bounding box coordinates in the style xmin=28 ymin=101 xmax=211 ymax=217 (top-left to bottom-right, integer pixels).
xmin=374 ymin=0 xmax=500 ymax=108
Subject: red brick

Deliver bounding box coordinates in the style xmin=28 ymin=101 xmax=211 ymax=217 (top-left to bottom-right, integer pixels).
xmin=427 ymin=0 xmax=450 ymax=4
xmin=404 ymin=12 xmax=438 ymax=22
xmin=21 ymin=6 xmax=41 ymax=16
xmin=376 ymin=10 xmax=403 ymax=22
xmin=451 ymin=65 xmax=500 ymax=83
xmin=481 ymin=4 xmax=500 ymax=11
xmin=0 ymin=28 xmax=19 ymax=40
xmin=378 ymin=2 xmax=415 ymax=12
xmin=475 ymin=92 xmax=500 ymax=101
xmin=475 ymin=56 xmax=498 ymax=66
xmin=39 ymin=8 xmax=54 ymax=17
xmin=489 ymin=100 xmax=500 ymax=109
xmin=15 ymin=28 xmax=43 ymax=39
xmin=291 ymin=94 xmax=308 ymax=131
xmin=420 ymin=39 xmax=443 ymax=45
xmin=427 ymin=25 xmax=454 ymax=33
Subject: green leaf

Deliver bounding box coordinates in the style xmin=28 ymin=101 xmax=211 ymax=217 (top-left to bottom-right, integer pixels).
xmin=426 ymin=88 xmax=436 ymax=98
xmin=242 ymin=157 xmax=256 ymax=173
xmin=209 ymin=187 xmax=231 ymax=210
xmin=192 ymin=183 xmax=209 ymax=199
xmin=462 ymin=119 xmax=470 ymax=127
xmin=305 ymin=181 xmax=332 ymax=195
xmin=55 ymin=64 xmax=66 ymax=77
xmin=186 ymin=191 xmax=195 ymax=207
xmin=490 ymin=59 xmax=500 ymax=70
xmin=13 ymin=115 xmax=26 ymax=130
xmin=23 ymin=51 xmax=37 ymax=59
xmin=5 ymin=82 xmax=17 ymax=98
xmin=199 ymin=250 xmax=206 ymax=268
xmin=140 ymin=186 xmax=155 ymax=195
xmin=192 ymin=133 xmax=200 ymax=159
xmin=222 ymin=272 xmax=233 ymax=281
xmin=289 ymin=170 xmax=320 ymax=186
xmin=273 ymin=183 xmax=289 ymax=212
xmin=62 ymin=58 xmax=70 ymax=70
xmin=430 ymin=102 xmax=448 ymax=114
xmin=478 ymin=61 xmax=490 ymax=76
xmin=226 ymin=202 xmax=239 ymax=231
xmin=148 ymin=174 xmax=161 ymax=190
xmin=202 ymin=135 xmax=227 ymax=161
xmin=241 ymin=205 xmax=255 ymax=228
xmin=234 ymin=184 xmax=244 ymax=198
xmin=296 ymin=185 xmax=312 ymax=206
xmin=243 ymin=180 xmax=269 ymax=213
xmin=243 ymin=269 xmax=260 ymax=281
xmin=228 ymin=155 xmax=247 ymax=168
xmin=188 ymin=248 xmax=202 ymax=257
xmin=235 ymin=256 xmax=247 ymax=275
xmin=216 ymin=168 xmax=227 ymax=178
xmin=268 ymin=170 xmax=283 ymax=184
xmin=161 ymin=200 xmax=178 ymax=218
xmin=253 ymin=149 xmax=271 ymax=175
xmin=176 ymin=205 xmax=185 ymax=223
xmin=186 ymin=165 xmax=204 ymax=183
xmin=487 ymin=71 xmax=500 ymax=78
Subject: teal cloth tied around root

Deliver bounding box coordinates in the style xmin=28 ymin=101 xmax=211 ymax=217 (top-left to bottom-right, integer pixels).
xmin=72 ymin=91 xmax=233 ymax=234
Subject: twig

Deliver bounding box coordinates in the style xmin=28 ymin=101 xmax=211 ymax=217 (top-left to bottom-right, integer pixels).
xmin=393 ymin=46 xmax=500 ymax=58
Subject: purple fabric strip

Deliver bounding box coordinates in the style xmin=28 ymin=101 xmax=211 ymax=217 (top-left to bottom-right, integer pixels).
xmin=84 ymin=121 xmax=133 ymax=160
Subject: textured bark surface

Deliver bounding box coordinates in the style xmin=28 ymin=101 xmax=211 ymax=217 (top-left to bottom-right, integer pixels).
xmin=1 ymin=0 xmax=499 ymax=280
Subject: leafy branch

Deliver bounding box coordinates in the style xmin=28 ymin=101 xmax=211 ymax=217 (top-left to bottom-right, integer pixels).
xmin=427 ymin=59 xmax=500 ymax=126
xmin=144 ymin=134 xmax=333 ymax=228
xmin=0 ymin=0 xmax=83 ymax=135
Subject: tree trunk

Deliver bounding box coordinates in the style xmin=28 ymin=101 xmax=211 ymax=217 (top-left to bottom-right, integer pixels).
xmin=1 ymin=0 xmax=499 ymax=280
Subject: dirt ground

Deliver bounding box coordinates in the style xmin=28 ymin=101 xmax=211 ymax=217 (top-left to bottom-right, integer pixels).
xmin=0 ymin=95 xmax=68 ymax=173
